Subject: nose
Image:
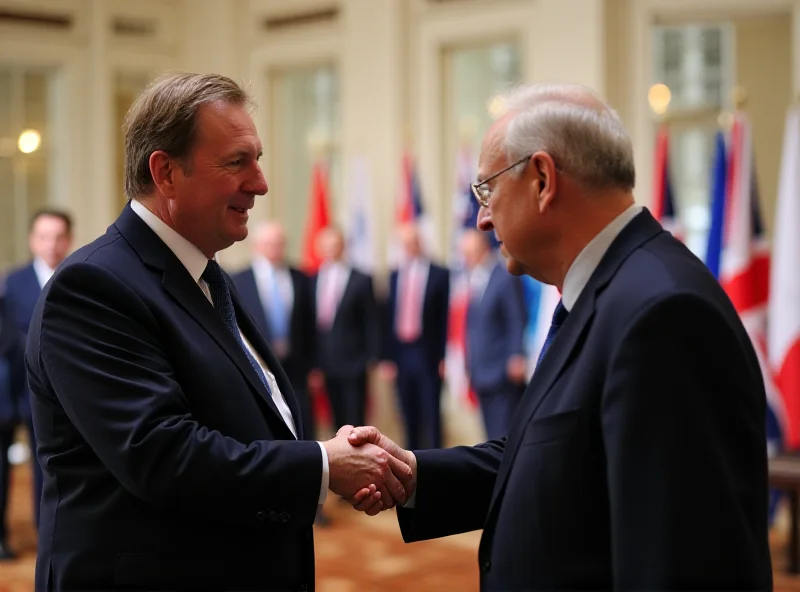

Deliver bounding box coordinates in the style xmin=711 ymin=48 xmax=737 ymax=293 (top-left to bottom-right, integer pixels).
xmin=476 ymin=205 xmax=493 ymax=232
xmin=245 ymin=163 xmax=269 ymax=196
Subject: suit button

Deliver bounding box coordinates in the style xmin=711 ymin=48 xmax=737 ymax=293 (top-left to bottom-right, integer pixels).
xmin=279 ymin=511 xmax=291 ymax=523
xmin=256 ymin=511 xmax=267 ymax=522
xmin=268 ymin=511 xmax=278 ymax=522
xmin=482 ymin=559 xmax=491 ymax=572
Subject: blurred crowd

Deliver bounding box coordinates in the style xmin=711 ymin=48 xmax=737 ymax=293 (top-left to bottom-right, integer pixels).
xmin=0 ymin=206 xmax=529 ymax=555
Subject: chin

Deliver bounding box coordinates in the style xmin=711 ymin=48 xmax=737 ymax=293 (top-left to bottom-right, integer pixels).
xmin=505 ymin=258 xmax=526 ymax=276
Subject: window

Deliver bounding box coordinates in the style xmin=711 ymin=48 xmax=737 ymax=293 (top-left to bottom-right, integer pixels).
xmin=652 ymin=24 xmax=733 ymax=259
xmin=442 ymin=40 xmax=521 ymax=259
xmin=0 ymin=66 xmax=58 ymax=270
xmin=270 ymin=65 xmax=340 ymax=262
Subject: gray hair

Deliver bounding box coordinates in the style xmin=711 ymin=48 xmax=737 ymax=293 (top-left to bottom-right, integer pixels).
xmin=497 ymin=83 xmax=635 ymax=191
xmin=123 ymin=71 xmax=254 ymax=200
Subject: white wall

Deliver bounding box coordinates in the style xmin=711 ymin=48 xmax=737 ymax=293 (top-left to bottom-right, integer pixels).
xmin=1 ymin=0 xmax=797 ymax=269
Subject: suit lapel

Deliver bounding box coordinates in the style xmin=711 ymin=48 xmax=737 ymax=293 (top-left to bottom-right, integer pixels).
xmin=485 ymin=209 xmax=666 ymax=519
xmin=113 ymin=204 xmax=290 ymax=433
xmin=230 ymin=284 xmax=302 ymax=440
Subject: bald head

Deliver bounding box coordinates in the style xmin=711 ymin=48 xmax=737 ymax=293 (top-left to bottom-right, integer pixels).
xmin=317 ymin=226 xmax=345 ymax=262
xmin=252 ymin=221 xmax=286 ymax=265
xmin=398 ymin=223 xmax=424 ymax=260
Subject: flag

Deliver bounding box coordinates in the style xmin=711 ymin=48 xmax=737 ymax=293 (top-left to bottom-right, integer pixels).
xmin=347 ymin=156 xmax=376 ymax=274
xmin=705 ymin=131 xmax=728 ymax=278
xmin=652 ymin=126 xmax=683 ymax=240
xmin=718 ymin=112 xmax=783 ymax=463
xmin=445 ymin=146 xmax=478 ymax=408
xmin=391 ymin=151 xmax=436 ymax=266
xmin=768 ymin=106 xmax=800 ymax=450
xmin=300 ymin=161 xmax=332 ymax=275
xmin=300 ymin=161 xmax=333 ymax=425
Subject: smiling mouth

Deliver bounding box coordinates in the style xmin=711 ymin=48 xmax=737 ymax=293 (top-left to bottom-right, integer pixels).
xmin=230 ymin=206 xmax=248 ymax=214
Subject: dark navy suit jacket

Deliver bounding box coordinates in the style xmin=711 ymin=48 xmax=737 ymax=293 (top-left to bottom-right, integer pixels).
xmin=398 ymin=210 xmax=772 ymax=590
xmin=4 ymin=263 xmax=41 ymax=420
xmin=383 ymin=262 xmax=449 ymax=369
xmin=0 ymin=296 xmax=25 ymax=426
xmin=232 ymin=265 xmax=316 ymax=387
xmin=312 ymin=268 xmax=380 ymax=378
xmin=27 ymin=204 xmax=321 ymax=591
xmin=465 ymin=263 xmax=526 ymax=392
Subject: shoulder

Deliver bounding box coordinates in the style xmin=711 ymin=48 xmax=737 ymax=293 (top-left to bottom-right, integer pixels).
xmin=4 ymin=263 xmax=34 ymax=286
xmin=598 ymin=243 xmax=739 ymax=341
xmin=229 ymin=267 xmax=254 ymax=283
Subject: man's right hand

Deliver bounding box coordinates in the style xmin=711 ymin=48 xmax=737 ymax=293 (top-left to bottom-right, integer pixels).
xmin=347 ymin=426 xmax=417 ymax=507
xmin=324 ymin=425 xmax=412 ymax=514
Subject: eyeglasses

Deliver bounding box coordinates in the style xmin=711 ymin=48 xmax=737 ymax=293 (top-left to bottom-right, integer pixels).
xmin=470 ymin=154 xmax=532 ymax=208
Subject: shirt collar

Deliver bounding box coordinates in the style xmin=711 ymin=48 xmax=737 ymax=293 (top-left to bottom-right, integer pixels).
xmin=561 ymin=204 xmax=643 ymax=311
xmin=130 ymin=199 xmax=211 ymax=284
xmin=32 ymin=257 xmax=56 ymax=288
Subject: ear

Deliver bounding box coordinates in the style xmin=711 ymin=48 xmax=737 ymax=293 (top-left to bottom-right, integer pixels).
xmin=530 ymin=151 xmax=558 ymax=213
xmin=148 ymin=150 xmax=178 ymax=199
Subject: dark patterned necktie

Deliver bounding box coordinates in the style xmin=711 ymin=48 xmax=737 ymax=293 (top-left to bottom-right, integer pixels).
xmin=202 ymin=260 xmax=271 ymax=395
xmin=535 ymin=299 xmax=569 ymax=371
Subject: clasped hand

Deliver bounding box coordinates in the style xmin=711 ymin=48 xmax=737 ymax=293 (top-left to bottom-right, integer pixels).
xmin=323 ymin=425 xmax=416 ymax=516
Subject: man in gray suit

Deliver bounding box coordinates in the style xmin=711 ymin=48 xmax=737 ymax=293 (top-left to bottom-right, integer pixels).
xmin=461 ymin=229 xmax=527 ymax=439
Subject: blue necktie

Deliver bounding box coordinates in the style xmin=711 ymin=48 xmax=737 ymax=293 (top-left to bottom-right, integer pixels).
xmin=535 ymin=299 xmax=569 ymax=371
xmin=203 ymin=260 xmax=271 ymax=395
xmin=266 ymin=267 xmax=288 ymax=341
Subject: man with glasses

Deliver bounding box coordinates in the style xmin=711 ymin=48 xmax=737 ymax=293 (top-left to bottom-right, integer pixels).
xmin=348 ymin=82 xmax=772 ymax=590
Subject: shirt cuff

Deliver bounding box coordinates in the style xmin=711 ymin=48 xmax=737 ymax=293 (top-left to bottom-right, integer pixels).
xmin=317 ymin=441 xmax=329 ymax=506
xmin=403 ymin=487 xmax=417 ymax=508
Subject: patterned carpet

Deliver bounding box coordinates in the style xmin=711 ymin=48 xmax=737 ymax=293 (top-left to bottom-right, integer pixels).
xmin=0 ymin=463 xmax=798 ymax=592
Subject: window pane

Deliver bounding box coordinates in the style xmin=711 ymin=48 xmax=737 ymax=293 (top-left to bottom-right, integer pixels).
xmin=443 ymin=40 xmax=521 ymax=258
xmin=270 ymin=65 xmax=340 ymax=262
xmin=0 ymin=66 xmax=58 ymax=271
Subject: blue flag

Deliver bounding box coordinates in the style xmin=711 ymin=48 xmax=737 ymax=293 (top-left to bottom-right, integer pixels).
xmin=705 ymin=131 xmax=727 ymax=278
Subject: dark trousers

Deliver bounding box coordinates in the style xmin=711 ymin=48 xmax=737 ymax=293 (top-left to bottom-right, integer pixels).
xmin=396 ymin=344 xmax=442 ymax=450
xmin=0 ymin=426 xmax=14 ymax=541
xmin=28 ymin=418 xmax=42 ymax=527
xmin=476 ymin=382 xmax=524 ymax=440
xmin=325 ymin=373 xmax=367 ymax=431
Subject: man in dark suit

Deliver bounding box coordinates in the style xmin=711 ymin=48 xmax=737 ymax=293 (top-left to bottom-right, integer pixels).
xmin=461 ymin=228 xmax=527 ymax=440
xmin=0 ymin=296 xmax=25 ymax=559
xmin=311 ymin=227 xmax=380 ymax=430
xmin=4 ymin=208 xmax=72 ymax=530
xmin=26 ymin=72 xmax=407 ymax=591
xmin=380 ymin=223 xmax=449 ymax=449
xmin=349 ymin=83 xmax=772 ymax=589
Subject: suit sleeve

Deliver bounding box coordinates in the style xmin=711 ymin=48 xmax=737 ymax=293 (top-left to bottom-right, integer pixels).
xmin=397 ymin=438 xmax=504 ymax=542
xmin=602 ymin=293 xmax=769 ymax=587
xmin=36 ymin=262 xmax=323 ymax=527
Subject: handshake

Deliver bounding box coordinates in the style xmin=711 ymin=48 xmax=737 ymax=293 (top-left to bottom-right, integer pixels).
xmin=322 ymin=426 xmax=416 ymax=516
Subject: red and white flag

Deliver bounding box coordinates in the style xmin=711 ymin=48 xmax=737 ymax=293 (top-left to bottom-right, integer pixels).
xmin=768 ymin=107 xmax=800 ymax=449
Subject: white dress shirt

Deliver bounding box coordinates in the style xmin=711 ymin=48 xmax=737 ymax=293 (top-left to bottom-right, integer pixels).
xmin=404 ymin=203 xmax=643 ymax=509
xmin=33 ymin=257 xmax=56 ymax=289
xmin=253 ymin=256 xmax=294 ymax=317
xmin=130 ymin=200 xmax=329 ymax=505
